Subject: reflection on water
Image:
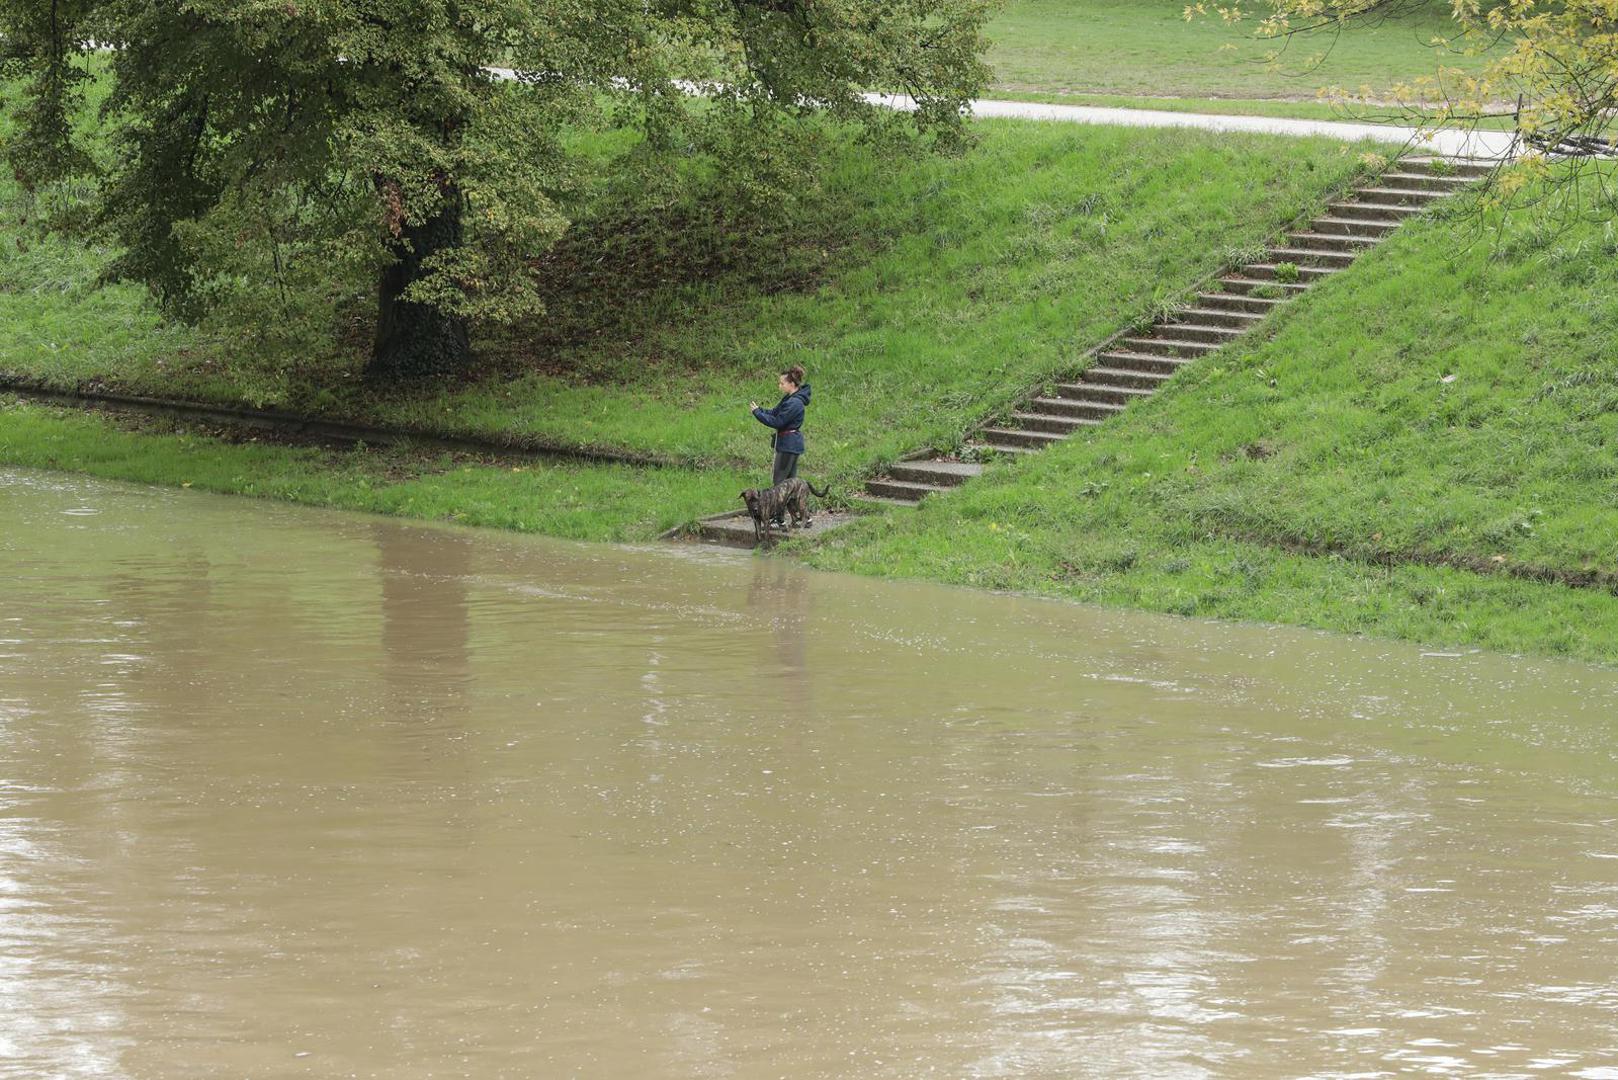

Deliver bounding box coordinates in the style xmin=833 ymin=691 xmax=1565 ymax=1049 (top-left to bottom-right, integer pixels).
xmin=377 ymin=522 xmax=473 ymax=725
xmin=2 ymin=468 xmax=1618 ymax=1079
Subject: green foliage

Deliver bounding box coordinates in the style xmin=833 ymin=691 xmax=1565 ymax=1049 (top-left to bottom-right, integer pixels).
xmin=1272 ymin=261 xmax=1300 ymax=283
xmin=1131 ymin=291 xmax=1188 ymax=334
xmin=0 ymin=1 xmax=97 ymax=188
xmin=1 ymin=0 xmax=995 ymax=375
xmin=1223 ymin=241 xmax=1271 ymax=267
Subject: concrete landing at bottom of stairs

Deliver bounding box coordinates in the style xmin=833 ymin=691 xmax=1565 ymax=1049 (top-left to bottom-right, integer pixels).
xmin=681 ymin=507 xmax=867 ymax=549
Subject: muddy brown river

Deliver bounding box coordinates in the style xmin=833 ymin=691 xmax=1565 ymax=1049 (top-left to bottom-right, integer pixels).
xmin=2 ymin=468 xmax=1617 ymax=1079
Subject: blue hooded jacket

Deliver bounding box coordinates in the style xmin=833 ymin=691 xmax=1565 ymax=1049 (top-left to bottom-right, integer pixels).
xmin=752 ymin=384 xmax=811 ymax=455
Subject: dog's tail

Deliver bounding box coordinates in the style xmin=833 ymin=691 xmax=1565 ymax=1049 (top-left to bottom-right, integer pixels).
xmin=805 ymin=480 xmax=831 ymax=499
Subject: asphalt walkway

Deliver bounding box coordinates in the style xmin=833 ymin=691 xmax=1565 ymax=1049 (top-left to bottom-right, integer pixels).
xmin=866 ymin=92 xmax=1518 ymax=159
xmin=483 ymin=67 xmax=1518 ymax=159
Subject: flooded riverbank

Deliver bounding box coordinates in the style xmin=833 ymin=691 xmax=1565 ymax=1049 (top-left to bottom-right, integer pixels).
xmin=3 ymin=468 xmax=1616 ymax=1078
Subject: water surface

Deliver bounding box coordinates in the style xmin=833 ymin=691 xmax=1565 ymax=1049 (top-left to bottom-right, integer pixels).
xmin=2 ymin=469 xmax=1616 ymax=1078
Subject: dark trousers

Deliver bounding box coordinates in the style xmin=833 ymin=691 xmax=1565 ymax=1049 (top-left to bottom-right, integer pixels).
xmin=769 ymin=452 xmax=800 ymax=522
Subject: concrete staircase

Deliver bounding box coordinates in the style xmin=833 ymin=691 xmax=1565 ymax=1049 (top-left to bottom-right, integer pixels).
xmin=860 ymin=156 xmax=1490 ymax=507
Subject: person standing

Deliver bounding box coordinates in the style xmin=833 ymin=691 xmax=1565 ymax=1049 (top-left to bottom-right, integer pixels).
xmin=750 ymin=365 xmax=812 ymax=491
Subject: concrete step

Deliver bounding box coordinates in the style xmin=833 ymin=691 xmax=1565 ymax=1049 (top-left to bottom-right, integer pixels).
xmin=1097 ymin=350 xmax=1194 ymax=375
xmin=1238 ymin=262 xmax=1339 ymax=283
xmin=1081 ymin=365 xmax=1176 ymax=390
xmin=1327 ymin=199 xmax=1425 ymax=221
xmin=1196 ymin=291 xmax=1290 ymax=313
xmin=1266 ymin=245 xmax=1359 ymax=268
xmin=1286 ymin=231 xmax=1381 ymax=252
xmin=1031 ymin=395 xmax=1126 ymax=420
xmin=1119 ymin=336 xmax=1220 ymax=358
xmin=856 ymin=493 xmax=919 ymax=508
xmin=888 ymin=459 xmax=984 ymax=487
xmin=1057 ymin=380 xmax=1157 ymax=404
xmin=1352 ymin=185 xmax=1447 ymax=205
xmin=1379 ymin=170 xmax=1478 ymax=192
xmin=695 ymin=513 xmax=823 ymax=546
xmin=689 ymin=506 xmax=864 ymax=547
xmin=866 ymin=477 xmax=948 ymax=502
xmin=1176 ymin=305 xmax=1265 ymax=327
xmin=1311 ymin=215 xmax=1400 ymax=237
xmin=1403 ymin=156 xmax=1494 ymax=178
xmin=696 ymin=514 xmax=766 ymax=547
xmin=967 ymin=440 xmax=1039 ymax=456
xmin=979 ymin=426 xmax=1069 ymax=450
xmin=1008 ymin=411 xmax=1102 ymax=435
xmin=1148 ymin=322 xmax=1246 ymax=344
xmin=1217 ymin=276 xmax=1312 ymax=296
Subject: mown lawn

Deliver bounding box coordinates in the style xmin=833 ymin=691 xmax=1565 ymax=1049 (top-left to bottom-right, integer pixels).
xmin=805 ymin=176 xmax=1618 ymax=664
xmin=985 ymin=0 xmax=1492 ymax=101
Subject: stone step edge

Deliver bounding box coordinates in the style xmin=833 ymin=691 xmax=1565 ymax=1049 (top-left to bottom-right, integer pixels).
xmin=1179 ymin=304 xmax=1266 ymax=317
xmin=1082 ymin=366 xmax=1175 ymax=384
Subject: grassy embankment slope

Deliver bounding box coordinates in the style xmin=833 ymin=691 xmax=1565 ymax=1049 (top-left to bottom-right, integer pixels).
xmin=0 ymin=122 xmax=1373 ymax=539
xmin=808 ymin=181 xmax=1618 ymax=663
xmin=985 ymin=0 xmax=1501 ymax=123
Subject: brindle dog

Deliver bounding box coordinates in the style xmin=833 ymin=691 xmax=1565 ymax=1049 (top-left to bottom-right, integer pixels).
xmin=740 ymin=477 xmax=831 ymax=543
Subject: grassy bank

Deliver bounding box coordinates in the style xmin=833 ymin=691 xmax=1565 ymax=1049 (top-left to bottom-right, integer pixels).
xmin=0 ymin=398 xmax=748 ymax=542
xmin=1 ymin=122 xmax=1375 ymax=491
xmin=985 ymin=0 xmax=1491 ymax=101
xmin=12 ymin=165 xmax=1618 ymax=662
xmin=803 ymin=178 xmax=1618 ymax=664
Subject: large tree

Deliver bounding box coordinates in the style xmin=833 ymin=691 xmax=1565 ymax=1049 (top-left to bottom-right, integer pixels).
xmin=1 ymin=0 xmax=993 ymax=380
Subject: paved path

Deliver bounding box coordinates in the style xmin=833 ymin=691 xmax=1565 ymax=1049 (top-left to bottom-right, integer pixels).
xmin=483 ymin=67 xmax=1519 ymax=159
xmin=867 ymin=92 xmax=1518 ymax=160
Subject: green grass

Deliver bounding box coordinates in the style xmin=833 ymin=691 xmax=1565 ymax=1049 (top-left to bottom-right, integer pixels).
xmin=985 ymin=0 xmax=1492 ymax=100
xmin=1 ymin=121 xmax=1377 ymax=496
xmin=803 ymin=176 xmax=1618 ymax=664
xmin=0 ymin=398 xmax=748 ymax=542
xmin=810 ymin=515 xmax=1618 ymax=663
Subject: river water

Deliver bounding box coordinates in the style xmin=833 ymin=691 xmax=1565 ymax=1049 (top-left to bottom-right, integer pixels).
xmin=2 ymin=468 xmax=1616 ymax=1079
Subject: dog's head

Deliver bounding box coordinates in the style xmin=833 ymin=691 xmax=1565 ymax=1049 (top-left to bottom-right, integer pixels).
xmin=740 ymin=489 xmax=762 ymax=517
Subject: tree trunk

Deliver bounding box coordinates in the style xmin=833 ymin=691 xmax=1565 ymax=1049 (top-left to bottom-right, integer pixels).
xmin=367 ymin=191 xmax=470 ymax=381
